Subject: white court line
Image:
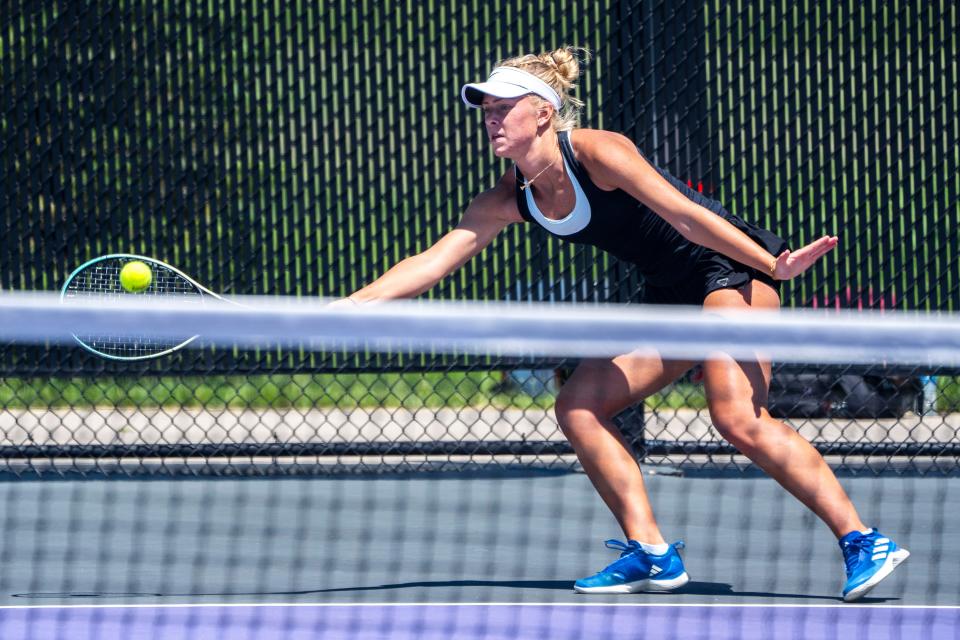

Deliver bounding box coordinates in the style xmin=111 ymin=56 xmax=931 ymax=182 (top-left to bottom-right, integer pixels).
xmin=0 ymin=602 xmax=957 ymax=610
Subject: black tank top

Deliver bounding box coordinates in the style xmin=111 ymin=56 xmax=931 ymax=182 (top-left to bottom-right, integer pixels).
xmin=514 ymin=131 xmax=733 ymax=287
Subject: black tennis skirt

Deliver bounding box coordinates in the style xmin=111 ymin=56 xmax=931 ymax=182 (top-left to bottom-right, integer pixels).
xmin=642 ymin=213 xmax=789 ymax=306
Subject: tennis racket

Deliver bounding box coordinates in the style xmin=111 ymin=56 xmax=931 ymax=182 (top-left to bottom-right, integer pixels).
xmin=60 ymin=254 xmax=238 ymax=361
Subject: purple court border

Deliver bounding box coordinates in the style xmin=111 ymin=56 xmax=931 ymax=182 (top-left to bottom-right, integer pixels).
xmin=0 ymin=604 xmax=957 ymax=640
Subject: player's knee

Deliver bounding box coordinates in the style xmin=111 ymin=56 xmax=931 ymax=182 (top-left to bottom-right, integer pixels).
xmin=554 ymin=387 xmax=612 ymax=434
xmin=709 ymin=402 xmax=765 ymax=449
xmin=553 ymin=388 xmax=591 ymax=423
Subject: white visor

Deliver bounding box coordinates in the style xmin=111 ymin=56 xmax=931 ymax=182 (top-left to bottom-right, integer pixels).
xmin=460 ymin=67 xmax=562 ymax=110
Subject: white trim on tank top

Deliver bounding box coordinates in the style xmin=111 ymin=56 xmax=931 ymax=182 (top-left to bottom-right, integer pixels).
xmin=518 ymin=152 xmax=592 ymax=236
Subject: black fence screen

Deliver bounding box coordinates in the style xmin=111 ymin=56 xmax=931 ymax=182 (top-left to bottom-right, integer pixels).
xmin=1 ymin=0 xmax=957 ymax=475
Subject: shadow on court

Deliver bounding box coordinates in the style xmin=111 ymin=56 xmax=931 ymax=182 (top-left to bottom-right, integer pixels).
xmin=13 ymin=580 xmax=899 ymax=604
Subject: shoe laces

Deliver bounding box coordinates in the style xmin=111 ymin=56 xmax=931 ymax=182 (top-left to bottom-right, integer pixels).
xmin=603 ymin=539 xmax=685 ymax=557
xmin=604 ymin=539 xmax=640 ymax=557
xmin=841 ymin=532 xmax=876 ymax=573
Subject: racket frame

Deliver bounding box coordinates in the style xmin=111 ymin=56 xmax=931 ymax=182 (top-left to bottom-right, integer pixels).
xmin=60 ymin=253 xmax=229 ymax=361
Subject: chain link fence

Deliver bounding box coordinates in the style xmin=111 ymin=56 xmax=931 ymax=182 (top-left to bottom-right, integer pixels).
xmin=1 ymin=0 xmax=958 ymax=476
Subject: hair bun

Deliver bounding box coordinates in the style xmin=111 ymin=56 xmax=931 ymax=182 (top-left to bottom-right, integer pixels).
xmin=545 ymin=48 xmax=578 ymax=85
xmin=540 ymin=47 xmax=589 ymax=87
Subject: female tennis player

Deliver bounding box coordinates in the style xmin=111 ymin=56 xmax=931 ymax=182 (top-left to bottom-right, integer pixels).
xmin=346 ymin=47 xmax=907 ymax=601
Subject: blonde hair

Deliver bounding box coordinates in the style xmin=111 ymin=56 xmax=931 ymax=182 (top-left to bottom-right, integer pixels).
xmin=498 ymin=46 xmax=590 ymax=131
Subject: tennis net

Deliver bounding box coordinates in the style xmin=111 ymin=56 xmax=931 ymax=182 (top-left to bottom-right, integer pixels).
xmin=1 ymin=292 xmax=958 ymax=476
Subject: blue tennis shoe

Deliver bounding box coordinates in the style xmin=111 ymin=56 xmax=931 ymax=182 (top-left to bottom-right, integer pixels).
xmin=574 ymin=539 xmax=690 ymax=594
xmin=839 ymin=528 xmax=909 ymax=601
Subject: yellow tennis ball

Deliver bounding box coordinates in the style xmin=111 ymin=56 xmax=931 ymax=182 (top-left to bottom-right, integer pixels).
xmin=119 ymin=260 xmax=153 ymax=293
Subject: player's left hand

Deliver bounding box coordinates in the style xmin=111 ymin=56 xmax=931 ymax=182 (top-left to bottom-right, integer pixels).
xmin=772 ymin=235 xmax=838 ymax=280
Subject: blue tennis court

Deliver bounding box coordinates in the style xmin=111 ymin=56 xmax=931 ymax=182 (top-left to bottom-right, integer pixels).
xmin=2 ymin=604 xmax=959 ymax=640
xmin=0 ymin=470 xmax=955 ymax=637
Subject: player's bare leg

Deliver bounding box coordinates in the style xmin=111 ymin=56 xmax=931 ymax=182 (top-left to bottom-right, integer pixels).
xmin=701 ymin=281 xmax=866 ymax=538
xmin=554 ymin=355 xmax=693 ymax=543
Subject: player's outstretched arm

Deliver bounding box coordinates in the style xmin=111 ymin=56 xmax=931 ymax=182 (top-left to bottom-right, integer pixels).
xmin=577 ymin=129 xmax=838 ymax=280
xmin=346 ymin=175 xmax=521 ymax=302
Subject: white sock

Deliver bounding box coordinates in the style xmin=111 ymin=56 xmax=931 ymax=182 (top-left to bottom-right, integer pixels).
xmin=638 ymin=541 xmax=670 ymax=555
xmin=860 ymin=528 xmax=874 ymax=535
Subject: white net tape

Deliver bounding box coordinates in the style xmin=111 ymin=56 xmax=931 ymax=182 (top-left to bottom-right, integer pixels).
xmin=3 ymin=292 xmax=958 ymax=366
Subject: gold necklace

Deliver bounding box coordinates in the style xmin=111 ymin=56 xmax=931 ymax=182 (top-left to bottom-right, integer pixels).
xmin=520 ymin=155 xmax=560 ymax=191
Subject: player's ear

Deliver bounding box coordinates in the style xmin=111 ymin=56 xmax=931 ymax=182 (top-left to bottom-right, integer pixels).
xmin=536 ymin=104 xmax=553 ymax=127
